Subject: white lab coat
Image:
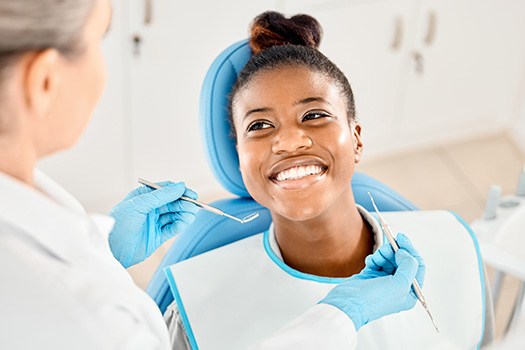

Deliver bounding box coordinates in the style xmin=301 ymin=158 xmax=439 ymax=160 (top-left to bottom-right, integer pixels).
xmin=0 ymin=170 xmax=357 ymax=349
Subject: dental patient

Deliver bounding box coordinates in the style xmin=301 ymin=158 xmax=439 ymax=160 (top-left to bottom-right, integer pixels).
xmin=164 ymin=11 xmax=491 ymax=349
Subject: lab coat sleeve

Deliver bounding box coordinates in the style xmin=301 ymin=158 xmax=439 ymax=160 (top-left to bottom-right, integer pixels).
xmin=251 ymin=304 xmax=358 ymax=350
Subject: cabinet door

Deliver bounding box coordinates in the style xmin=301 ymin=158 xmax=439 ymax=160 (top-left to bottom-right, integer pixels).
xmin=128 ymin=0 xmax=280 ymax=196
xmin=402 ymin=0 xmax=525 ymax=140
xmin=281 ymin=0 xmax=417 ymax=154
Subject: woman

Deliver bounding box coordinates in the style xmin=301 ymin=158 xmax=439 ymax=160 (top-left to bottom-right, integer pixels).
xmin=0 ymin=1 xmax=425 ymax=349
xmin=165 ymin=11 xmax=489 ymax=350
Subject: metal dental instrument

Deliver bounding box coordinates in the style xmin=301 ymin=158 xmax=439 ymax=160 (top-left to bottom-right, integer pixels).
xmin=368 ymin=192 xmax=440 ymax=333
xmin=137 ymin=178 xmax=259 ymax=224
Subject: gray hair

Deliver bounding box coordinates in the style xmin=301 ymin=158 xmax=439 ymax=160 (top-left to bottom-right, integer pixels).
xmin=0 ymin=0 xmax=94 ymax=129
xmin=0 ymin=0 xmax=94 ymax=79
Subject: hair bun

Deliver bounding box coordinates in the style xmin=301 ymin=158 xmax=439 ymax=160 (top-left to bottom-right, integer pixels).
xmin=249 ymin=11 xmax=322 ymax=55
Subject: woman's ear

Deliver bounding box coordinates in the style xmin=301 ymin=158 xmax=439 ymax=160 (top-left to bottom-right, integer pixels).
xmin=352 ymin=123 xmax=364 ymax=164
xmin=24 ymin=49 xmax=60 ymax=120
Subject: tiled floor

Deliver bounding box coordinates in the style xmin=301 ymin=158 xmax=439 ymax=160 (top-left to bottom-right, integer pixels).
xmin=129 ymin=131 xmax=525 ymax=341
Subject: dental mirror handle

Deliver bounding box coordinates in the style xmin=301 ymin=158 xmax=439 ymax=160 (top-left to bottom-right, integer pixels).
xmin=137 ymin=177 xmax=219 ymax=212
xmin=137 ymin=178 xmax=244 ymax=223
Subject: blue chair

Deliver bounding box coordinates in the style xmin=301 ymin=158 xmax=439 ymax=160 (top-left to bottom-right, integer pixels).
xmin=146 ymin=39 xmax=417 ymax=313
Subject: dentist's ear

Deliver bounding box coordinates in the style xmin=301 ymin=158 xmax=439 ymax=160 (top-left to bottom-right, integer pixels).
xmin=24 ymin=49 xmax=60 ymax=120
xmin=352 ymin=123 xmax=364 ymax=164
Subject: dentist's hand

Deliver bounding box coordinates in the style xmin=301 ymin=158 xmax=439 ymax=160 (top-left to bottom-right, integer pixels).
xmin=109 ymin=181 xmax=198 ymax=268
xmin=320 ymin=233 xmax=425 ymax=330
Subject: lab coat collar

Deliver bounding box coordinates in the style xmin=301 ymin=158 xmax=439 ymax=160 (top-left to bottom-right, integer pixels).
xmin=0 ymin=169 xmax=114 ymax=264
xmin=268 ymin=204 xmax=384 ymax=261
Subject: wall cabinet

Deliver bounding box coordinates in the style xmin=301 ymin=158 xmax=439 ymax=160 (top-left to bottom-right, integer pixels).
xmin=283 ymin=0 xmax=525 ymax=156
xmin=402 ymin=0 xmax=525 ymax=150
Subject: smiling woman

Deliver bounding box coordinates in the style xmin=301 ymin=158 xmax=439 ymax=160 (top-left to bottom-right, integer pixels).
xmin=164 ymin=10 xmax=491 ymax=350
xmin=232 ymin=61 xmax=370 ymax=277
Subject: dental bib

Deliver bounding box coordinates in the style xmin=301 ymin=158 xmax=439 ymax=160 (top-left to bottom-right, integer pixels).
xmin=165 ymin=210 xmax=485 ymax=350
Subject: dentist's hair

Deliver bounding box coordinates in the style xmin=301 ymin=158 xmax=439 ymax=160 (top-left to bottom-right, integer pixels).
xmin=229 ymin=11 xmax=356 ymax=133
xmin=0 ymin=0 xmax=94 ymax=126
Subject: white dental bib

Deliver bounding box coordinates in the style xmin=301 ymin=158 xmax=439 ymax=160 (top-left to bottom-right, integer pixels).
xmin=166 ymin=210 xmax=485 ymax=350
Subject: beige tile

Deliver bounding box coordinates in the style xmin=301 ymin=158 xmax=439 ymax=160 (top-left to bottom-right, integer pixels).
xmin=441 ymin=133 xmax=525 ymax=198
xmin=128 ymin=237 xmax=176 ymax=290
xmin=358 ymin=149 xmax=474 ymax=210
xmin=446 ymin=199 xmax=484 ymax=223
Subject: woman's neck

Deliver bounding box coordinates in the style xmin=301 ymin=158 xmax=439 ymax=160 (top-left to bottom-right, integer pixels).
xmin=0 ymin=133 xmax=36 ymax=186
xmin=273 ymin=193 xmax=374 ymax=278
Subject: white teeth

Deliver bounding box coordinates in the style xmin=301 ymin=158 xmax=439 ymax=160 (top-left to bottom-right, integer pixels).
xmin=275 ymin=165 xmax=324 ymax=181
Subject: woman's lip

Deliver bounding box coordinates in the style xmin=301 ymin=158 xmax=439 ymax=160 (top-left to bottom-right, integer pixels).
xmin=267 ymin=156 xmax=328 ymax=179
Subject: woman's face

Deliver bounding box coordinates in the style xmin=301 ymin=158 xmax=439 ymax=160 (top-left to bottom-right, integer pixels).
xmin=41 ymin=0 xmax=111 ymax=155
xmin=232 ymin=65 xmax=363 ymax=221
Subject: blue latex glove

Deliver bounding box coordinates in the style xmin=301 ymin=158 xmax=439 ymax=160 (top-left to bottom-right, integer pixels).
xmin=109 ymin=181 xmax=198 ymax=268
xmin=320 ymin=233 xmax=425 ymax=330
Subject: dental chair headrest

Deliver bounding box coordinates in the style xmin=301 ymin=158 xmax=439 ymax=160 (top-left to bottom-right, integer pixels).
xmin=200 ymin=40 xmax=252 ymax=197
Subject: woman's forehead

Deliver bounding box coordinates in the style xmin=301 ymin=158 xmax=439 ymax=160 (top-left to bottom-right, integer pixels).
xmin=234 ymin=66 xmax=344 ymax=109
xmin=249 ymin=65 xmax=328 ymax=87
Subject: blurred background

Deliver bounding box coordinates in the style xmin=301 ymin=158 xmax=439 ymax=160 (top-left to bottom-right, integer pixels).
xmin=37 ymin=0 xmax=525 ymax=340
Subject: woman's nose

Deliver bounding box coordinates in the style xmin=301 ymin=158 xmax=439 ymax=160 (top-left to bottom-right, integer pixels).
xmin=271 ymin=128 xmax=313 ymax=154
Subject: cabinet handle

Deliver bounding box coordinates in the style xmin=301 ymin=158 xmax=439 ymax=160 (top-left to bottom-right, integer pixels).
xmin=144 ymin=0 xmax=153 ymax=25
xmin=411 ymin=51 xmax=424 ymax=74
xmin=132 ymin=34 xmax=143 ymax=56
xmin=424 ymin=11 xmax=437 ymax=46
xmin=391 ymin=16 xmax=403 ymax=52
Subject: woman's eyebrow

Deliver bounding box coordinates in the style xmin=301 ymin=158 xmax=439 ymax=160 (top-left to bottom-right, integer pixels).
xmin=244 ymin=107 xmax=272 ymax=120
xmin=293 ymin=97 xmax=333 ymax=107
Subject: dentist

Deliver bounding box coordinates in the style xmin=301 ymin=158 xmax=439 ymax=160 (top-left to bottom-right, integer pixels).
xmin=0 ymin=1 xmax=425 ymax=349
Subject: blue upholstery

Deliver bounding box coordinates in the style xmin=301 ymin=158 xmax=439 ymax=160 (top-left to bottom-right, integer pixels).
xmin=146 ymin=39 xmax=418 ymax=313
xmin=200 ymin=40 xmax=251 ymax=197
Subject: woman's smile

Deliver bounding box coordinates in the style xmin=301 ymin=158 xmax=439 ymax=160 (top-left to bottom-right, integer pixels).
xmin=268 ymin=156 xmax=328 ymax=190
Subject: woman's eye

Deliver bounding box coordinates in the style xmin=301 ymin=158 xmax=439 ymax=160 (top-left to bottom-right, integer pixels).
xmin=302 ymin=112 xmax=330 ymax=121
xmin=247 ymin=121 xmax=273 ymax=132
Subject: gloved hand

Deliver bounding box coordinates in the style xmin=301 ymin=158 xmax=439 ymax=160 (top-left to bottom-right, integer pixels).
xmin=320 ymin=233 xmax=425 ymax=330
xmin=108 ymin=181 xmax=199 ymax=268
